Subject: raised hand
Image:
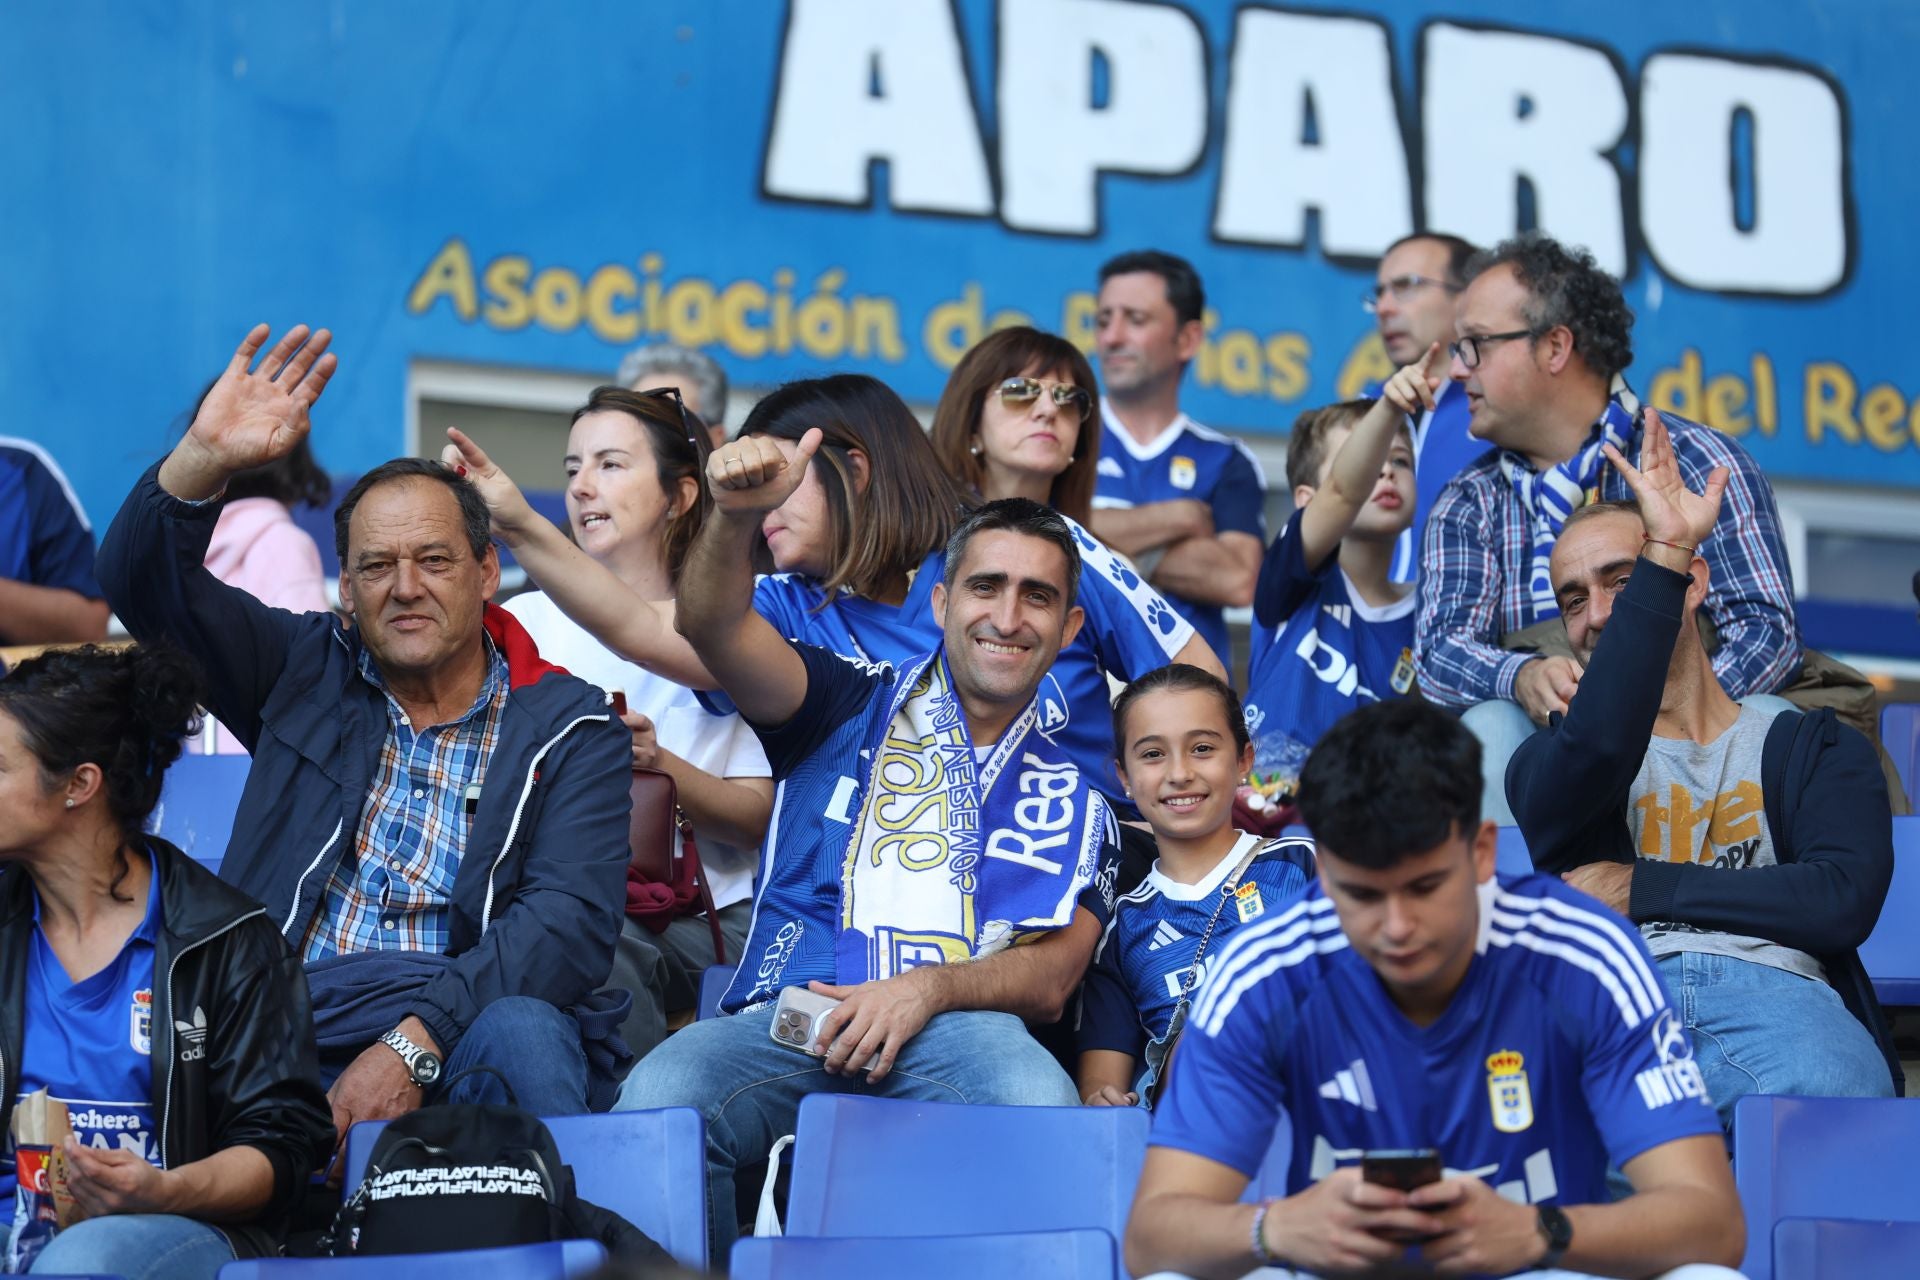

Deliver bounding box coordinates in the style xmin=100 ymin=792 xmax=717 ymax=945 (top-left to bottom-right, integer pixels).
xmin=707 ymin=429 xmax=823 ymax=516
xmin=1602 ymin=408 xmax=1727 ymax=552
xmin=442 ymin=426 xmax=540 ymax=543
xmin=163 ymin=324 xmax=336 ymax=500
xmin=1382 ymin=340 xmax=1451 ymax=415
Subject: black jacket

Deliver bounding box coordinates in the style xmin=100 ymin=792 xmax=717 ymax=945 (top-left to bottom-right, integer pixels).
xmin=0 ymin=839 xmax=335 ymax=1258
xmin=1508 ymin=561 xmax=1901 ymax=1095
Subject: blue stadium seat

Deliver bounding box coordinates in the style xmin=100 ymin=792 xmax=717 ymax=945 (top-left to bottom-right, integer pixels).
xmin=218 ymin=1240 xmax=604 ymax=1280
xmin=343 ymin=1109 xmax=707 ymax=1270
xmin=698 ymin=963 xmax=735 ymax=1019
xmin=730 ymin=1228 xmax=1118 ymax=1279
xmin=1860 ymin=815 xmax=1920 ymax=1004
xmin=785 ymin=1095 xmax=1148 ymax=1250
xmin=1733 ymin=1095 xmax=1920 ymax=1280
xmin=1881 ymin=703 xmax=1919 ymax=801
xmin=149 ymin=753 xmax=251 ymax=873
xmin=1773 ymin=1216 xmax=1920 ymax=1280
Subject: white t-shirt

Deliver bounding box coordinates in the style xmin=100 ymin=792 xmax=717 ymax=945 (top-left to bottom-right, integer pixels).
xmin=504 ymin=591 xmax=770 ymax=910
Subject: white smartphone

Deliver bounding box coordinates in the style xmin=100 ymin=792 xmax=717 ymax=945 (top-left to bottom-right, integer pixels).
xmin=769 ymin=986 xmax=878 ymax=1073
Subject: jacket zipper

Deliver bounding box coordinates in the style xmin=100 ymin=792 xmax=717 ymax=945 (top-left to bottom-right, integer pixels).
xmin=480 ymin=714 xmax=609 ymax=932
xmin=280 ymin=817 xmax=344 ymax=938
xmin=158 ymin=908 xmax=268 ymax=1167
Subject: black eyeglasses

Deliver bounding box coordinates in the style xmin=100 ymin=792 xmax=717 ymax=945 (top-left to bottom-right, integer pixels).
xmin=997 ymin=377 xmax=1093 ymax=423
xmin=1450 ymin=329 xmax=1538 ymax=369
xmin=1362 ymin=274 xmax=1459 ymax=313
xmin=635 ymin=384 xmax=699 ymax=446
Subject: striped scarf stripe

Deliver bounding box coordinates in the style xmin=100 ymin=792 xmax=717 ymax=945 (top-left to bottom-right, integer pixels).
xmin=1499 ymin=387 xmax=1639 ymax=619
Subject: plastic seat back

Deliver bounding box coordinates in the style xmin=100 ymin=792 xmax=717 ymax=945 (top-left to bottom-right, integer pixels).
xmin=1733 ymin=1095 xmax=1920 ymax=1280
xmin=344 ymin=1108 xmax=708 ymax=1270
xmin=730 ymin=1228 xmax=1117 ymax=1279
xmin=148 ymin=753 xmax=252 ymax=872
xmin=1881 ymin=703 xmax=1919 ymax=801
xmin=786 ymin=1095 xmax=1148 ymax=1246
xmin=1773 ymin=1216 xmax=1920 ymax=1280
xmin=1859 ymin=815 xmax=1920 ymax=1004
xmin=698 ymin=963 xmax=735 ymax=1019
xmin=218 ymin=1239 xmax=605 ymax=1280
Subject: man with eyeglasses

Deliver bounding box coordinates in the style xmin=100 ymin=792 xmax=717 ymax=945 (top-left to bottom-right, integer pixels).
xmin=1088 ymin=249 xmax=1268 ymax=670
xmin=1412 ymin=233 xmax=1799 ymax=825
xmin=1363 ymin=233 xmax=1486 ymax=584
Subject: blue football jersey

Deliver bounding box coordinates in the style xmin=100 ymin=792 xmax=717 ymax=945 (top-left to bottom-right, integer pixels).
xmin=1151 ymin=874 xmax=1721 ymax=1211
xmin=1244 ymin=511 xmax=1415 ymax=802
xmin=751 ymin=514 xmax=1192 ymax=809
xmin=1091 ymin=405 xmax=1267 ymax=662
xmin=723 ymin=641 xmax=1119 ymax=1012
xmin=1079 ymin=833 xmax=1316 ymax=1063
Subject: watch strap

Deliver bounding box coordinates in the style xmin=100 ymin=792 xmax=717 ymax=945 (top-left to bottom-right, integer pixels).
xmin=1536 ymin=1203 xmax=1573 ymax=1268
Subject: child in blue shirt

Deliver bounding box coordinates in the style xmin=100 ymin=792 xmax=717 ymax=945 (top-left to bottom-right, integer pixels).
xmin=1244 ymin=346 xmax=1444 ymax=806
xmin=1077 ymin=664 xmax=1315 ymax=1108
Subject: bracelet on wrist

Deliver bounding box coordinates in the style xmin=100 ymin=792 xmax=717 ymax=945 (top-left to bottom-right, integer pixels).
xmin=1250 ymin=1201 xmax=1282 ymax=1266
xmin=1641 ymin=534 xmax=1696 ymax=555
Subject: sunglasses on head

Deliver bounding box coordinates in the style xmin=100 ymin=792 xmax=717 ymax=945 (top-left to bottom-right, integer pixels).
xmin=997 ymin=376 xmax=1093 ymax=423
xmin=634 ymin=384 xmax=699 ymax=447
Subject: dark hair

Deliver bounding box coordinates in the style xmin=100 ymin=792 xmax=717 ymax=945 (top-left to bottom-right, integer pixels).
xmin=741 ymin=374 xmax=972 ymax=600
xmin=1296 ymin=701 xmax=1481 ymax=869
xmin=178 ymin=377 xmax=331 ymax=509
xmin=929 ymin=327 xmax=1103 ymax=526
xmin=941 ymin=497 xmax=1082 ymax=609
xmin=1558 ymin=497 xmax=1644 ymax=541
xmin=1284 ymin=399 xmax=1389 ymax=493
xmin=570 ymin=385 xmax=714 ymax=581
xmin=1111 ymin=663 xmax=1249 ymax=762
xmin=0 ymin=644 xmax=204 ymax=895
xmin=1098 ymin=249 xmax=1206 ymax=327
xmin=1382 ymin=232 xmax=1480 ymax=287
xmin=333 ymin=458 xmax=492 ymax=564
xmin=1463 ymin=232 xmax=1635 ymax=382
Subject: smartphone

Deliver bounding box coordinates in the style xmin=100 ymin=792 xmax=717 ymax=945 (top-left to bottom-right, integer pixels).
xmin=1360 ymin=1148 xmax=1443 ymax=1192
xmin=769 ymin=986 xmax=878 ymax=1073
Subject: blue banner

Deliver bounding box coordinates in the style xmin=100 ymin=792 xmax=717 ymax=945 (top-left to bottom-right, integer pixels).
xmin=5 ymin=0 xmax=1918 ymax=532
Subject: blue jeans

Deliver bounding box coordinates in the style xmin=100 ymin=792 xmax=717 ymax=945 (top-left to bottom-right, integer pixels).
xmin=617 ymin=1006 xmax=1077 ymax=1258
xmin=321 ymin=996 xmax=589 ymax=1114
xmin=28 ymin=1213 xmax=232 ymax=1280
xmin=1659 ymin=951 xmax=1894 ymax=1129
xmin=1462 ymin=699 xmax=1536 ymax=827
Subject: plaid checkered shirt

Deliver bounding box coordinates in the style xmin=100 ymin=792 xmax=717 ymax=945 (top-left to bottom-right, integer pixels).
xmin=301 ymin=641 xmax=510 ymax=961
xmin=1413 ymin=405 xmax=1800 ymax=709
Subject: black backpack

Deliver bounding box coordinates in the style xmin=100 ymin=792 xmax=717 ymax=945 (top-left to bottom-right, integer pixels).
xmin=322 ymin=1090 xmax=669 ymax=1263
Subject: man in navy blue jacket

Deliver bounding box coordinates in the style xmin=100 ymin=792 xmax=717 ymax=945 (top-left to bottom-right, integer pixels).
xmin=99 ymin=325 xmax=633 ymax=1154
xmin=1509 ymin=409 xmax=1900 ymax=1122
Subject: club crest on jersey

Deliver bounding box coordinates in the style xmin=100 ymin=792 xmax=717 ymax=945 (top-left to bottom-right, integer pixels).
xmin=130 ymin=988 xmax=153 ymax=1056
xmin=1486 ymin=1049 xmax=1533 ymax=1133
xmin=1169 ymin=455 xmax=1197 ymax=490
xmin=1390 ymin=647 xmax=1416 ymax=695
xmin=1234 ymin=881 xmax=1264 ymax=922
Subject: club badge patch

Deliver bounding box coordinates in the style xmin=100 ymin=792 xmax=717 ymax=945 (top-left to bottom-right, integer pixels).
xmin=130 ymin=988 xmax=152 ymax=1056
xmin=1486 ymin=1049 xmax=1533 ymax=1133
xmin=1391 ymin=647 xmax=1417 ymax=695
xmin=1169 ymin=455 xmax=1197 ymax=490
xmin=1234 ymin=881 xmax=1264 ymax=922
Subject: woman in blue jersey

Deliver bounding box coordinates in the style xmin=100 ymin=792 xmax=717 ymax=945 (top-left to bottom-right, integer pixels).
xmin=0 ymin=645 xmax=331 ymax=1280
xmin=1075 ymin=664 xmax=1313 ymax=1108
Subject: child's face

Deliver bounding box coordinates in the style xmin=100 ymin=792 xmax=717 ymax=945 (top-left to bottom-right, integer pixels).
xmin=1313 ymin=424 xmax=1417 ymax=542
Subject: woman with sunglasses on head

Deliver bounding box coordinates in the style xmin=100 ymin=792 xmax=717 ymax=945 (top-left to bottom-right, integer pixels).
xmin=479 ymin=387 xmax=773 ymax=1061
xmin=1075 ymin=664 xmax=1314 ymax=1109
xmin=929 ymin=328 xmax=1225 ymax=813
xmin=0 ymin=645 xmax=332 ymax=1280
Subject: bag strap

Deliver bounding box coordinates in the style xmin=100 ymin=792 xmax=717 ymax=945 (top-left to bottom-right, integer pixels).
xmin=1172 ymin=838 xmax=1264 ymax=1011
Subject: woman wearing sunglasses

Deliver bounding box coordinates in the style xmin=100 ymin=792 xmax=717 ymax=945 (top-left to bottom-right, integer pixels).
xmin=928 ymin=328 xmax=1225 ymax=815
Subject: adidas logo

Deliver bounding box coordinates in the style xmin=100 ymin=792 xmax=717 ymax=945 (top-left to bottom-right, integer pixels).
xmin=1097 ymin=457 xmax=1124 ymax=478
xmin=1316 ymin=1058 xmax=1377 ymax=1111
xmin=175 ymin=1006 xmax=208 ymax=1063
xmin=1322 ymin=603 xmax=1353 ymax=627
xmin=1148 ymin=921 xmax=1184 ymax=952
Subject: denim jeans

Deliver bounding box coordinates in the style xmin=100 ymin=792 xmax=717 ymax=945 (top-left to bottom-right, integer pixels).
xmin=320 ymin=995 xmax=590 ymax=1115
xmin=1658 ymin=951 xmax=1894 ymax=1128
xmin=27 ymin=1213 xmax=233 ymax=1280
xmin=1461 ymin=699 xmax=1536 ymax=827
xmin=616 ymin=1005 xmax=1078 ymax=1258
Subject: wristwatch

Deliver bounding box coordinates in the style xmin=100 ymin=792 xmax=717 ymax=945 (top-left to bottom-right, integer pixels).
xmin=1535 ymin=1204 xmax=1574 ymax=1269
xmin=379 ymin=1029 xmax=444 ymax=1089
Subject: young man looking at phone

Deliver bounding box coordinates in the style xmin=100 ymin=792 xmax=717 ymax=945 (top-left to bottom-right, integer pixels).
xmin=1126 ymin=700 xmax=1745 ymax=1280
xmin=617 ymin=424 xmax=1118 ymax=1259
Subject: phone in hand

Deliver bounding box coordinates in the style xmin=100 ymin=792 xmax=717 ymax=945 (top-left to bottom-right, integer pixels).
xmin=610 ymin=691 xmax=628 ymax=717
xmin=769 ymin=986 xmax=877 ymax=1073
xmin=1360 ymin=1148 xmax=1443 ymax=1192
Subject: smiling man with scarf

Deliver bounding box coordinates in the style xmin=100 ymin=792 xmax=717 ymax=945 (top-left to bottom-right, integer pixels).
xmin=619 ymin=430 xmax=1119 ymax=1257
xmin=1411 ymin=233 xmax=1799 ymax=825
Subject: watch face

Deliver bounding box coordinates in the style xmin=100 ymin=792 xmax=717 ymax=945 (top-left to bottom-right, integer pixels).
xmin=414 ymin=1053 xmax=443 ymax=1086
